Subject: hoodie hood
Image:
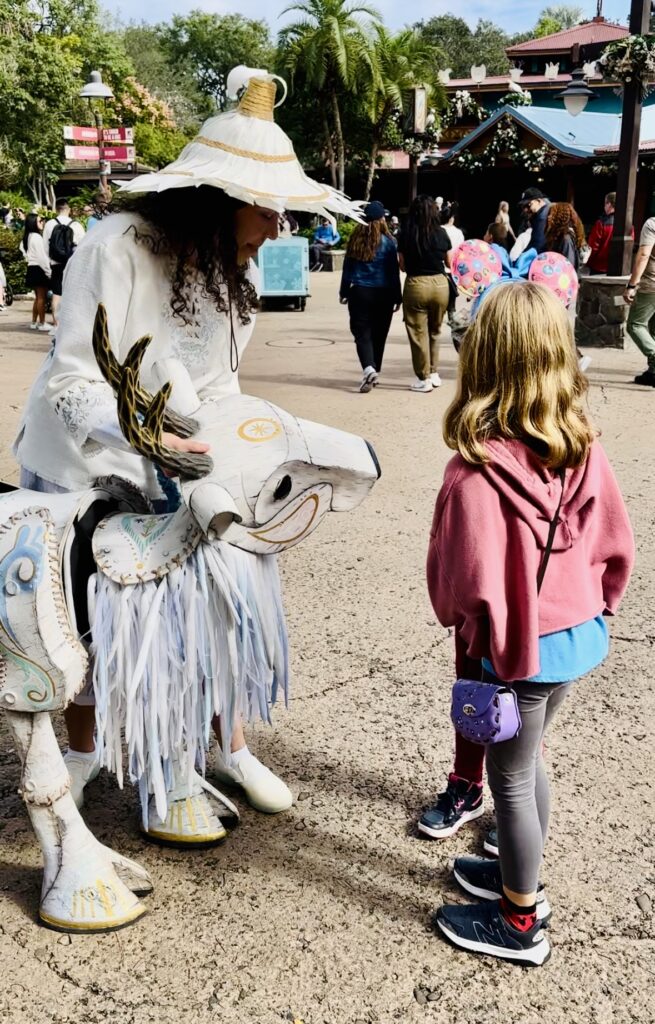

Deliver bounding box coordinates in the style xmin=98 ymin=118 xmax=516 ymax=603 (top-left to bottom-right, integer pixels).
xmin=481 ymin=439 xmax=599 ymax=553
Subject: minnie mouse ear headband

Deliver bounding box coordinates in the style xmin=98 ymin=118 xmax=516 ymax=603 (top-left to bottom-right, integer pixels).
xmin=119 ymin=66 xmax=364 ymax=221
xmin=450 ymin=240 xmax=578 ymax=311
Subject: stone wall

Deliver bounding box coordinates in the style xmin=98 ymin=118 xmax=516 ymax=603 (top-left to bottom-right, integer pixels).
xmin=576 ymin=275 xmax=628 ymax=349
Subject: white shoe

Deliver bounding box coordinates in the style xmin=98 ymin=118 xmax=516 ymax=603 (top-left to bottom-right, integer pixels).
xmin=215 ymin=747 xmax=293 ymax=814
xmin=37 ymin=323 xmax=51 ymax=332
xmin=145 ymin=770 xmax=237 ymax=847
xmin=64 ymin=749 xmax=101 ymax=809
xmin=29 ymin=322 xmax=38 ymax=330
xmin=430 ymin=372 xmax=442 ymax=387
xmin=410 ymin=377 xmax=433 ymax=392
xmin=578 ymin=355 xmax=592 ymax=373
xmin=359 ymin=366 xmax=378 ymax=393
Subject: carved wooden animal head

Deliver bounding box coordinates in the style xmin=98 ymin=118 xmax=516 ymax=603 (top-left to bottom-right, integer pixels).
xmin=93 ymin=305 xmax=380 ymax=554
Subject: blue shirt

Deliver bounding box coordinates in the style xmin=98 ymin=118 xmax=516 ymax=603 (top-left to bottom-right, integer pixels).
xmin=339 ymin=235 xmax=401 ymax=304
xmin=482 ymin=615 xmax=609 ymax=683
xmin=314 ymin=223 xmax=340 ymax=246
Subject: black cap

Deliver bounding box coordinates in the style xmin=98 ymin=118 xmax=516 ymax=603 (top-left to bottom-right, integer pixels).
xmin=364 ymin=200 xmax=386 ymax=222
xmin=520 ymin=187 xmax=546 ymax=201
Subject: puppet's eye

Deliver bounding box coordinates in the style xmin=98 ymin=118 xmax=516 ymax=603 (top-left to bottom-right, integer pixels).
xmin=273 ymin=475 xmax=292 ymax=501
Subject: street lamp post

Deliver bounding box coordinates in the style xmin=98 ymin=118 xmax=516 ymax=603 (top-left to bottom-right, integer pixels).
xmin=78 ymin=71 xmax=114 ymax=192
xmin=607 ymin=0 xmax=651 ymax=275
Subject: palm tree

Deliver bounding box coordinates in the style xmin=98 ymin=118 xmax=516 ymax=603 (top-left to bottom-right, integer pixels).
xmin=363 ymin=27 xmax=445 ymax=200
xmin=280 ymin=0 xmax=381 ymax=192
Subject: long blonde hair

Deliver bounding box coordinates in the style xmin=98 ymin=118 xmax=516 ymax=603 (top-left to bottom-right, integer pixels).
xmin=443 ymin=282 xmax=595 ymax=468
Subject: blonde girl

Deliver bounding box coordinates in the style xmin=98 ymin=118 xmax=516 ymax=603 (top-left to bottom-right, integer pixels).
xmin=427 ymin=282 xmax=634 ymax=966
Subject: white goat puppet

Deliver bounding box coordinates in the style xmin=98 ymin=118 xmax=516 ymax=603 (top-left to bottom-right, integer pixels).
xmin=0 ymin=304 xmax=380 ymax=933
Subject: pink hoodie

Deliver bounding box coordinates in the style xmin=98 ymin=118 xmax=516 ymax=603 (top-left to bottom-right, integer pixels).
xmin=427 ymin=439 xmax=634 ymax=682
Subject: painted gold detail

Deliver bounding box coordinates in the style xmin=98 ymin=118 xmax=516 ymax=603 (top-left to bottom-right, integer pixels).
xmin=237 ymin=418 xmax=282 ymax=443
xmin=249 ymin=494 xmax=320 ymax=547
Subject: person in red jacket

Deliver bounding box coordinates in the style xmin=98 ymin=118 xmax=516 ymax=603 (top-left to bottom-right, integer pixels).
xmin=426 ymin=280 xmax=634 ymax=966
xmin=587 ymin=192 xmax=633 ymax=274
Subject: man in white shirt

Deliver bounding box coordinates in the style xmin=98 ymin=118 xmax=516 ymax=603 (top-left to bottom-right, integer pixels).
xmin=43 ymin=198 xmax=85 ymax=326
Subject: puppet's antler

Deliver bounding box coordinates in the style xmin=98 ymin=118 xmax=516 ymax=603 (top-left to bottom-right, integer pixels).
xmin=93 ymin=304 xmax=213 ymax=480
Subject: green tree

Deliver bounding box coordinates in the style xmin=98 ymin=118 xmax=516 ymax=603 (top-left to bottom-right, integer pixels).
xmin=414 ymin=15 xmax=510 ymax=78
xmin=121 ymin=23 xmax=211 ymax=130
xmin=534 ymin=5 xmax=583 ymax=35
xmin=362 ymin=26 xmax=445 ymax=198
xmin=161 ymin=12 xmax=274 ymax=110
xmin=279 ymin=0 xmax=381 ymax=192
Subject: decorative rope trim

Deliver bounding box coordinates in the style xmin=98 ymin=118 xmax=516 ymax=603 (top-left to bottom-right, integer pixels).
xmin=238 ymin=79 xmax=276 ymax=121
xmin=194 ymin=137 xmax=296 ymax=163
xmin=155 ymin=170 xmax=332 ymax=202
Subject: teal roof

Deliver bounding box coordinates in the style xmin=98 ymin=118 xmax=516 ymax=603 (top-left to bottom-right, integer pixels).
xmin=444 ymin=105 xmax=655 ymax=161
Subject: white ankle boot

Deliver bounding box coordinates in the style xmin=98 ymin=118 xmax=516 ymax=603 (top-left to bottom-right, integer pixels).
xmin=215 ymin=747 xmax=293 ymax=814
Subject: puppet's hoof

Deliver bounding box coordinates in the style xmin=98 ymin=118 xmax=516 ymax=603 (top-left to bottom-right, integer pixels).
xmin=143 ymin=771 xmax=237 ymax=848
xmin=39 ymin=849 xmax=149 ymax=933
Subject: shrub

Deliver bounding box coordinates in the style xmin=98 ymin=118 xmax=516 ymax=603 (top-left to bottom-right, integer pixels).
xmin=0 ymin=226 xmax=26 ymax=292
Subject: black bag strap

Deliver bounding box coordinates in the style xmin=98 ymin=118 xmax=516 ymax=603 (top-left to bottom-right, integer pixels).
xmin=536 ymin=467 xmax=566 ymax=594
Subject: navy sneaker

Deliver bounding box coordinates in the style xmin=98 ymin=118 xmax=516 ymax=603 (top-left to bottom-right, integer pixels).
xmin=418 ymin=774 xmax=483 ymax=839
xmin=435 ymin=900 xmax=551 ymax=967
xmin=453 ymin=856 xmax=551 ymax=924
xmin=483 ymin=827 xmax=498 ymax=857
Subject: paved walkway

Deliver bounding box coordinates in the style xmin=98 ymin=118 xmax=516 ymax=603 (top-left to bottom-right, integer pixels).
xmin=0 ymin=280 xmax=653 ymax=1024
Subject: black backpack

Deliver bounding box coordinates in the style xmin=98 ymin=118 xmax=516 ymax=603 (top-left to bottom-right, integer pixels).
xmin=49 ymin=220 xmax=75 ymax=264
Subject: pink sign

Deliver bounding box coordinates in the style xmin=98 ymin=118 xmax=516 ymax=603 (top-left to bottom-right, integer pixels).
xmin=64 ymin=144 xmax=136 ymax=162
xmin=63 ymin=125 xmax=99 ymax=142
xmin=100 ymin=145 xmax=136 ymax=161
xmin=102 ymin=127 xmax=134 ymax=143
xmin=65 ymin=144 xmax=100 ymax=161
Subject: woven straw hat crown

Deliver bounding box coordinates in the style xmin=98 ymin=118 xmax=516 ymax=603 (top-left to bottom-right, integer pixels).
xmin=120 ymin=70 xmax=362 ymax=219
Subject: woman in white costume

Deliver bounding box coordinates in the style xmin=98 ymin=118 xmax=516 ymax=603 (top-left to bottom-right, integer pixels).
xmin=14 ymin=67 xmax=361 ymax=842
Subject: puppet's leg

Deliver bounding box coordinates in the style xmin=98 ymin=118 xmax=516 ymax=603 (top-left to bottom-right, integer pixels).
xmin=7 ymin=710 xmax=152 ymax=932
xmin=143 ymin=760 xmax=238 ymax=848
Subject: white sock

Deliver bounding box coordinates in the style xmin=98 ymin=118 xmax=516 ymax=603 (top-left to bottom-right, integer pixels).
xmin=229 ymin=744 xmax=251 ymax=767
xmin=66 ymin=746 xmax=96 ymax=760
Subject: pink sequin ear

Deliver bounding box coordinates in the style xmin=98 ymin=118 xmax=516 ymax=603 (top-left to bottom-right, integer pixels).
xmin=528 ymin=252 xmax=579 ymax=308
xmin=450 ymin=240 xmax=503 ymax=298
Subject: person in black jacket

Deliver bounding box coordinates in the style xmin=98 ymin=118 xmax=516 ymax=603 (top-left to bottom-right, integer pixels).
xmin=520 ymin=187 xmax=551 ymax=253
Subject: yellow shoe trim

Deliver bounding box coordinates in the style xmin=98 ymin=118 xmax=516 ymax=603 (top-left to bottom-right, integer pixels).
xmin=39 ymin=903 xmax=146 ymax=932
xmin=144 ymin=825 xmax=227 ymax=844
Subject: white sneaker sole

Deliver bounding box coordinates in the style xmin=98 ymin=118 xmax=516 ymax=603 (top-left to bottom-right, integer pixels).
xmin=417 ymin=803 xmax=484 ymax=839
xmin=436 ymin=915 xmax=551 ymax=967
xmin=483 ymin=837 xmax=499 ymax=856
xmin=453 ymin=868 xmax=552 ymax=924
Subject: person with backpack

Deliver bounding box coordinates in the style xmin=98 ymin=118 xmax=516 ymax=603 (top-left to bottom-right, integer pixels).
xmin=427 ymin=280 xmax=634 ymax=966
xmin=43 ymin=198 xmax=85 ymax=326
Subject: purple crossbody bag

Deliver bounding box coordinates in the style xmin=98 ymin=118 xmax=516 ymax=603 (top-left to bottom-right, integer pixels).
xmin=450 ymin=468 xmax=565 ymax=745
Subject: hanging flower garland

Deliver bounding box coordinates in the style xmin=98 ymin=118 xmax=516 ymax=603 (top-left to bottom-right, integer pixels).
xmin=441 ymin=90 xmax=488 ymax=128
xmin=451 ymin=116 xmax=558 ymax=173
xmin=598 ymin=35 xmax=655 ymax=99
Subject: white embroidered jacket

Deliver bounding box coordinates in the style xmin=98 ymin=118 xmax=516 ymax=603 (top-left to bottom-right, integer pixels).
xmin=14 ymin=212 xmax=259 ymax=496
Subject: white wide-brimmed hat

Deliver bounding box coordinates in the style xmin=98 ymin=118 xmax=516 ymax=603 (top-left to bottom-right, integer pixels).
xmin=119 ymin=67 xmax=362 ymax=220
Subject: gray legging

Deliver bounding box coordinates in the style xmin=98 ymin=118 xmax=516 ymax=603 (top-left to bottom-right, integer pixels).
xmin=486 ymin=680 xmax=572 ymax=895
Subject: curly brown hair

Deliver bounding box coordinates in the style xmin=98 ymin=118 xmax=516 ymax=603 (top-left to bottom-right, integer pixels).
xmin=346 ymin=219 xmax=392 ymax=262
xmin=116 ymin=186 xmax=258 ymax=327
xmin=545 ymin=202 xmax=586 ymax=252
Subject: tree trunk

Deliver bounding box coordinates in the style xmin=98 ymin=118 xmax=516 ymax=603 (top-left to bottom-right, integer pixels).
xmin=364 ymin=139 xmax=380 ymax=201
xmin=322 ymin=111 xmax=337 ymax=189
xmin=331 ymin=88 xmax=345 ymax=193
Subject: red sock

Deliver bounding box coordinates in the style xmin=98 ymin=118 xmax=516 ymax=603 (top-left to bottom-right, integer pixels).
xmin=500 ymin=896 xmax=537 ymax=932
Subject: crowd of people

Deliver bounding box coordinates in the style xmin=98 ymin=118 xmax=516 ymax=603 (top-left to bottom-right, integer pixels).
xmin=337 ymin=186 xmax=655 ymax=391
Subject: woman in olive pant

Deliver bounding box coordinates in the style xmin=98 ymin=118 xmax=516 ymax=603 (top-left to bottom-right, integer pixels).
xmin=397 ymin=195 xmax=452 ymax=393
